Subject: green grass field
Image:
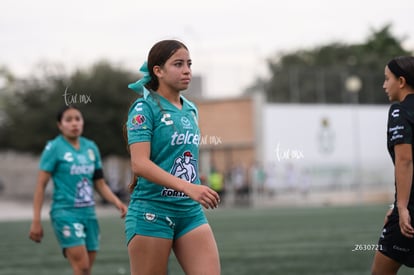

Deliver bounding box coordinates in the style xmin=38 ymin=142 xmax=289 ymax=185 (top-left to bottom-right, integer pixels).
xmin=1 ymin=204 xmax=413 ymax=275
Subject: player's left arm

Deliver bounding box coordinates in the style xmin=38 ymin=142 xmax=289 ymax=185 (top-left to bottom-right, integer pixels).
xmin=94 ymin=178 xmax=127 ymax=218
xmin=90 ymin=142 xmax=127 ymax=217
xmin=395 ymin=143 xmax=414 ymax=237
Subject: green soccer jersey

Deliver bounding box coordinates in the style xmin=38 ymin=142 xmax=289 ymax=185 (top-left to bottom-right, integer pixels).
xmin=127 ymin=90 xmax=202 ymax=216
xmin=39 ymin=135 xmax=102 ymax=216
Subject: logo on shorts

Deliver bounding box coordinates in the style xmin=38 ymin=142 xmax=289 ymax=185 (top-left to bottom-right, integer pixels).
xmin=380 ymin=228 xmax=386 ymax=239
xmin=144 ymin=212 xmax=157 ymax=222
xmin=166 ymin=217 xmax=175 ymax=229
xmin=393 ymin=245 xmax=410 ymax=253
xmin=62 ymin=225 xmax=71 ymax=238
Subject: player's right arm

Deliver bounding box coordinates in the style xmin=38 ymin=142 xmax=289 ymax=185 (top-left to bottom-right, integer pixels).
xmin=29 ymin=170 xmax=51 ymax=243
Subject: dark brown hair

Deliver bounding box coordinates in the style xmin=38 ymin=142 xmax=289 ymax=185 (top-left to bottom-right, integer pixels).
xmin=387 ymin=56 xmax=414 ymax=89
xmin=145 ymin=39 xmax=188 ymax=91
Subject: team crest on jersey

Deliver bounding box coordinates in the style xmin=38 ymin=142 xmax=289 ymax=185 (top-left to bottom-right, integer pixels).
xmin=88 ymin=149 xmax=95 ymax=161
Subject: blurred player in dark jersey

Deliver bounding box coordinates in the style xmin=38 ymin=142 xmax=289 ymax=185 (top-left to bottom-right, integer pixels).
xmin=371 ymin=56 xmax=414 ymax=275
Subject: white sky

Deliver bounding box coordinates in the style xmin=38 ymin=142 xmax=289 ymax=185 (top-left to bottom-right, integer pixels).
xmin=1 ymin=0 xmax=413 ymax=98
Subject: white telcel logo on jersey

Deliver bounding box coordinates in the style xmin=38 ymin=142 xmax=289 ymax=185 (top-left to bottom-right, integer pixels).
xmin=70 ymin=164 xmax=94 ymax=175
xmin=161 ymin=113 xmax=173 ymax=125
xmin=170 ymin=131 xmax=200 ymax=146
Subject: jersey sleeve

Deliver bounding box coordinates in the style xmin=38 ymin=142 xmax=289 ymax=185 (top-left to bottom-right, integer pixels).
xmin=387 ymin=104 xmax=412 ymax=146
xmin=39 ymin=140 xmax=57 ymax=172
xmin=127 ymin=99 xmax=154 ymax=145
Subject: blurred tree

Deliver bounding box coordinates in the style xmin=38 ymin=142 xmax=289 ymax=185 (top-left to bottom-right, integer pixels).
xmin=0 ymin=66 xmax=15 ymax=125
xmin=65 ymin=61 xmax=137 ymax=156
xmin=246 ymin=24 xmax=412 ymax=104
xmin=0 ymin=61 xmax=137 ymax=156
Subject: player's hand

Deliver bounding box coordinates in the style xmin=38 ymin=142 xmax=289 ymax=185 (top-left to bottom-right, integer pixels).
xmin=183 ymin=184 xmax=220 ymax=209
xmin=398 ymin=208 xmax=414 ymax=238
xmin=29 ymin=221 xmax=44 ymax=243
xmin=116 ymin=202 xmax=128 ymax=218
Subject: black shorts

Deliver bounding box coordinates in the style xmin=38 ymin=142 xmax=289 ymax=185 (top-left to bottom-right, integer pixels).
xmin=377 ymin=213 xmax=414 ymax=267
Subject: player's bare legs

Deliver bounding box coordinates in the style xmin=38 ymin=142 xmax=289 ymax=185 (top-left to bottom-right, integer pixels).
xmin=128 ymin=235 xmax=173 ymax=275
xmin=371 ymin=251 xmax=401 ymax=275
xmin=173 ymin=224 xmax=220 ymax=275
xmin=65 ymin=245 xmax=96 ymax=275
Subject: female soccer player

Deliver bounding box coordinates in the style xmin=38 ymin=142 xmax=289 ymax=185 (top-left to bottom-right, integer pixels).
xmin=29 ymin=105 xmax=128 ymax=275
xmin=371 ymin=56 xmax=414 ymax=275
xmin=125 ymin=39 xmax=221 ymax=275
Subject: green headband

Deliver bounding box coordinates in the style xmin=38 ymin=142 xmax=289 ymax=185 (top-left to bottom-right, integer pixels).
xmin=128 ymin=62 xmax=152 ymax=97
